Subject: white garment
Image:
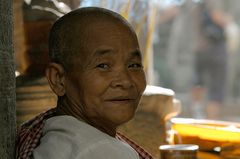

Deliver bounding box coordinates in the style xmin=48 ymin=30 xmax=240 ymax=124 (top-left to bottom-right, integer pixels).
xmin=32 ymin=115 xmax=139 ymax=159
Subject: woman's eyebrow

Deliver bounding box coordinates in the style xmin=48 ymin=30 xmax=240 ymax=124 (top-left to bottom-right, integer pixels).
xmin=93 ymin=48 xmax=142 ymax=60
xmin=129 ymin=49 xmax=142 ymax=60
xmin=94 ymin=48 xmax=114 ymax=57
xmin=84 ymin=48 xmax=114 ymax=68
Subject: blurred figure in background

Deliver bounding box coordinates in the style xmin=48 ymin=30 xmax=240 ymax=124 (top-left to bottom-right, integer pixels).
xmin=192 ymin=1 xmax=229 ymax=119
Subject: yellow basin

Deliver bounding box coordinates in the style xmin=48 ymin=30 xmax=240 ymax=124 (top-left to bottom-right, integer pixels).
xmin=170 ymin=118 xmax=240 ymax=150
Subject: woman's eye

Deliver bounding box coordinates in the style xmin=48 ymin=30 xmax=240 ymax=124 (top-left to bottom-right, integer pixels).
xmin=128 ymin=63 xmax=143 ymax=69
xmin=96 ymin=63 xmax=109 ymax=69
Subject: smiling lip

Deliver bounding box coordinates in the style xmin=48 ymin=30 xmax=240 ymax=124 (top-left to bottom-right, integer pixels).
xmin=109 ymin=99 xmax=134 ymax=101
xmin=106 ymin=98 xmax=136 ymax=103
xmin=106 ymin=99 xmax=135 ymax=105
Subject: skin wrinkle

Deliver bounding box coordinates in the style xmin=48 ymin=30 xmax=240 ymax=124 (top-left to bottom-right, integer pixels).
xmin=47 ymin=7 xmax=146 ymax=137
xmin=54 ymin=14 xmax=137 ymax=70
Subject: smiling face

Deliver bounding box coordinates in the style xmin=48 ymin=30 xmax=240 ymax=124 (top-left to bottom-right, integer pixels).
xmin=62 ymin=17 xmax=146 ymax=133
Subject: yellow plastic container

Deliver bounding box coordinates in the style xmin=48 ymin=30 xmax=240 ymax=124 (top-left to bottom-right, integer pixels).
xmin=170 ymin=118 xmax=240 ymax=150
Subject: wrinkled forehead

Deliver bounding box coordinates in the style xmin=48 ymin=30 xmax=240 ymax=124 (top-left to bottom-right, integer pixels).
xmin=73 ymin=17 xmax=139 ymax=58
xmin=56 ymin=9 xmax=140 ymax=70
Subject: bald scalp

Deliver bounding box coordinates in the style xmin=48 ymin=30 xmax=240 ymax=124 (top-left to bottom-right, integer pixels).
xmin=49 ymin=7 xmax=137 ymax=71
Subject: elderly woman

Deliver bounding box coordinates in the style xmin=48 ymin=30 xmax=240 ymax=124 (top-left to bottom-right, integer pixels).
xmin=17 ymin=7 xmax=152 ymax=159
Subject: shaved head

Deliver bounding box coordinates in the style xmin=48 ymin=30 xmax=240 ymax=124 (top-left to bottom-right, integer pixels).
xmin=49 ymin=7 xmax=137 ymax=71
xmin=46 ymin=7 xmax=145 ymax=136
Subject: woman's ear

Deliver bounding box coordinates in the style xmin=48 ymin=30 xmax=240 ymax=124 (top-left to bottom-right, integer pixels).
xmin=46 ymin=63 xmax=66 ymax=96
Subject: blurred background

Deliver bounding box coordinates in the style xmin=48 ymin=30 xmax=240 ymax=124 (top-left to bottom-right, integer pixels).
xmin=13 ymin=0 xmax=240 ymax=123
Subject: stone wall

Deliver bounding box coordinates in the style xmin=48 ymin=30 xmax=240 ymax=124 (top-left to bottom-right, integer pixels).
xmin=0 ymin=0 xmax=15 ymax=158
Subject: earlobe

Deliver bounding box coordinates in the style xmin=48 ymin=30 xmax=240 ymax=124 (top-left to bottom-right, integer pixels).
xmin=46 ymin=63 xmax=66 ymax=96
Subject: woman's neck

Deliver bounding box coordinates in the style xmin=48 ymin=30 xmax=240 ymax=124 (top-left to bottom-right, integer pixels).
xmin=56 ymin=97 xmax=117 ymax=137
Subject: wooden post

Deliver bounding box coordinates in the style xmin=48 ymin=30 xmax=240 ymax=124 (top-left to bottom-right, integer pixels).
xmin=0 ymin=0 xmax=16 ymax=158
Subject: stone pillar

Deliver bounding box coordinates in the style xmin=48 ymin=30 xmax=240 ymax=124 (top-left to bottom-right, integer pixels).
xmin=0 ymin=0 xmax=16 ymax=158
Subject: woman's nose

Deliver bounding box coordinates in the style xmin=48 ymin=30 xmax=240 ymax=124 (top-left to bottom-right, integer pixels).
xmin=110 ymin=69 xmax=133 ymax=89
